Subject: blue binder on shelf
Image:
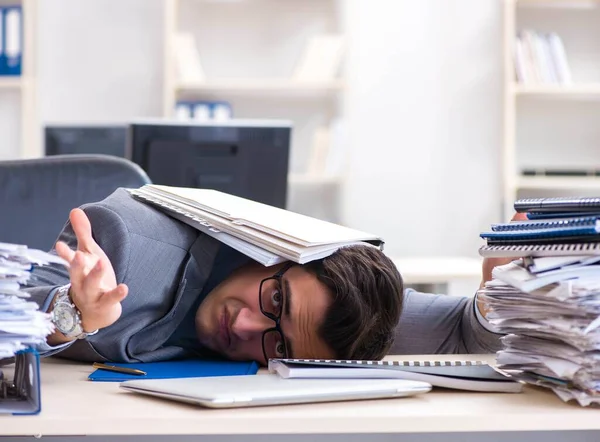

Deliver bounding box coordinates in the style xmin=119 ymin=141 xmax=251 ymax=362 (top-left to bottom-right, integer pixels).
xmin=0 ymin=6 xmax=22 ymax=76
xmin=88 ymin=359 xmax=259 ymax=382
xmin=0 ymin=348 xmax=41 ymax=415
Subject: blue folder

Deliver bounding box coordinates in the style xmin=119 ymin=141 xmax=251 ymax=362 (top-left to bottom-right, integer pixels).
xmin=88 ymin=359 xmax=259 ymax=382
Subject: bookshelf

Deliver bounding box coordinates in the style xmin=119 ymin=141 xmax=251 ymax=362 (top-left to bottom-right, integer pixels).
xmin=162 ymin=0 xmax=347 ymax=220
xmin=0 ymin=0 xmax=37 ymax=159
xmin=502 ymin=0 xmax=600 ymax=217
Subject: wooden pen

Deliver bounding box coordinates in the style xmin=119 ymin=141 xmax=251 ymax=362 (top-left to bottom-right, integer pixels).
xmin=92 ymin=362 xmax=147 ymax=376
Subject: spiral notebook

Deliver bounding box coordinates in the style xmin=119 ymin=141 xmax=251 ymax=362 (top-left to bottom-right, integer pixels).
xmin=479 ymin=242 xmax=600 ymax=258
xmin=268 ymin=359 xmax=523 ymax=393
xmin=514 ymin=197 xmax=600 ymax=213
xmin=491 ymin=216 xmax=600 ymax=232
xmin=481 ymin=225 xmax=600 ymax=241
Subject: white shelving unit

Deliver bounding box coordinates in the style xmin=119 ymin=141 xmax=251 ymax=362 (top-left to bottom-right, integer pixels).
xmin=0 ymin=0 xmax=37 ymax=159
xmin=162 ymin=0 xmax=347 ymax=221
xmin=502 ymin=0 xmax=600 ymax=217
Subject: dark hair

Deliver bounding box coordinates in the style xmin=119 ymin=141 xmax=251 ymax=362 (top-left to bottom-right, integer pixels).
xmin=303 ymin=245 xmax=404 ymax=360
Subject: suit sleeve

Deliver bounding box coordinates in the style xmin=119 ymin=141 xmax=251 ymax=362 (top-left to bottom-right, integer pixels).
xmin=22 ymin=202 xmax=131 ymax=355
xmin=389 ymin=289 xmax=503 ymax=355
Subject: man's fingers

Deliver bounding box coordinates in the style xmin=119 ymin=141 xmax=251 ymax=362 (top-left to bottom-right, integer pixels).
xmin=68 ymin=251 xmax=87 ymax=302
xmin=70 ymin=208 xmax=99 ymax=253
xmin=81 ymin=258 xmax=104 ymax=295
xmin=102 ymin=284 xmax=129 ymax=305
xmin=511 ymin=212 xmax=529 ymax=222
xmin=55 ymin=241 xmax=75 ymax=264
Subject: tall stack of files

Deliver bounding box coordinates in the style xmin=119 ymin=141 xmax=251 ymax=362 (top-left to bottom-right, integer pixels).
xmin=1 ymin=241 xmax=65 ymax=415
xmin=0 ymin=242 xmax=65 ymax=359
xmin=478 ymin=197 xmax=600 ymax=407
xmin=128 ymin=184 xmax=384 ymax=266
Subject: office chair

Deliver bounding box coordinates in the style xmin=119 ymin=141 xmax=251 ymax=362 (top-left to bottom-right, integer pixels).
xmin=0 ymin=154 xmax=151 ymax=250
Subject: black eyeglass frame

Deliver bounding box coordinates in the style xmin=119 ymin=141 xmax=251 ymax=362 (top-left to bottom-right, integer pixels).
xmin=258 ymin=262 xmax=294 ymax=364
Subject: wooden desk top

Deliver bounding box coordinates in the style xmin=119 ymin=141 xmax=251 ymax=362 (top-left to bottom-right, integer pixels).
xmin=2 ymin=354 xmax=599 ymax=437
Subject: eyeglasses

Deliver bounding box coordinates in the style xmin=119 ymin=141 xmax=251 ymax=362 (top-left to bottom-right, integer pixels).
xmin=259 ymin=262 xmax=294 ymax=364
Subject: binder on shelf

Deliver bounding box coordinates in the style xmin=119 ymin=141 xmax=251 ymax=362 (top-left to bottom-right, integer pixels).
xmin=0 ymin=349 xmax=41 ymax=415
xmin=174 ymin=101 xmax=233 ymax=121
xmin=0 ymin=6 xmax=22 ymax=76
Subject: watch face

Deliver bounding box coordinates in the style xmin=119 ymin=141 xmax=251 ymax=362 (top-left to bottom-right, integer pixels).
xmin=53 ymin=303 xmax=77 ymax=334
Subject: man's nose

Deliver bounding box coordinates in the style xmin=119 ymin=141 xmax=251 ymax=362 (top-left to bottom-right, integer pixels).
xmin=230 ymin=307 xmax=273 ymax=341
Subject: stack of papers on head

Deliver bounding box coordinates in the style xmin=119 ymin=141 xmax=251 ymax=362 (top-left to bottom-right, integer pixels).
xmin=128 ymin=185 xmax=384 ymax=266
xmin=0 ymin=242 xmax=65 ymax=359
xmin=478 ymin=203 xmax=600 ymax=406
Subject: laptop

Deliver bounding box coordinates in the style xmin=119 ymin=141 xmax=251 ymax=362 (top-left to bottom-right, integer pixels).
xmin=120 ymin=374 xmax=431 ymax=408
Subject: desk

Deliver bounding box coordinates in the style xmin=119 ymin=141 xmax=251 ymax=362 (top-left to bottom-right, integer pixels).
xmin=393 ymin=257 xmax=482 ymax=297
xmin=2 ymin=355 xmax=599 ymax=441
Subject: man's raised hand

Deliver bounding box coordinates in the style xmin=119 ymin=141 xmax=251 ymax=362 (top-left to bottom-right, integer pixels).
xmin=55 ymin=208 xmax=128 ymax=333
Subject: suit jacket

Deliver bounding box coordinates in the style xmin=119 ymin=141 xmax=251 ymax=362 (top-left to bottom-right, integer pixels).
xmin=26 ymin=188 xmax=502 ymax=363
xmin=26 ymin=188 xmax=223 ymax=363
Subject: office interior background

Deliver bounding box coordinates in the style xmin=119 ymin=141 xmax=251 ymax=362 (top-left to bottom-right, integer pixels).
xmin=1 ymin=0 xmax=598 ymax=268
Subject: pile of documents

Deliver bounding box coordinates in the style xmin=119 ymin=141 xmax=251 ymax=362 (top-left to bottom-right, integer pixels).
xmin=129 ymin=184 xmax=383 ymax=266
xmin=0 ymin=242 xmax=65 ymax=359
xmin=478 ymin=197 xmax=600 ymax=407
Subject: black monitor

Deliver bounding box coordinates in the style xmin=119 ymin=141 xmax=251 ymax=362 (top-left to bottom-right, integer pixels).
xmin=127 ymin=119 xmax=292 ymax=209
xmin=45 ymin=125 xmax=127 ymax=157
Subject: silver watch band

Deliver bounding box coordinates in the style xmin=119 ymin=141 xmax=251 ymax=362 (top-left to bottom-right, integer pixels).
xmin=53 ymin=284 xmax=98 ymax=339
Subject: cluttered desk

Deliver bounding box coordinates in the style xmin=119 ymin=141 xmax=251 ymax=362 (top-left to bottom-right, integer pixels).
xmin=2 ymin=192 xmax=600 ymax=441
xmin=1 ymin=355 xmax=600 ymax=440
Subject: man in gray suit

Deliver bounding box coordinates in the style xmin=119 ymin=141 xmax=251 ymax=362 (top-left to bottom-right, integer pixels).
xmin=27 ymin=189 xmax=508 ymax=365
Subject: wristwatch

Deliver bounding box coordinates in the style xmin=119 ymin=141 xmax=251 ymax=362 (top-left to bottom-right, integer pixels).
xmin=51 ymin=284 xmax=98 ymax=340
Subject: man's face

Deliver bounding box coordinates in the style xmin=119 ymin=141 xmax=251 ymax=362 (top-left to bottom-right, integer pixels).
xmin=195 ymin=262 xmax=335 ymax=365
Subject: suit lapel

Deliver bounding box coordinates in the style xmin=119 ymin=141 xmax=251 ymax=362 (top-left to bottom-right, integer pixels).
xmin=126 ymin=234 xmax=221 ymax=361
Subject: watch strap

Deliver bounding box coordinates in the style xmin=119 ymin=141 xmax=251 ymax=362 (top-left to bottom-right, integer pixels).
xmin=53 ymin=284 xmax=98 ymax=339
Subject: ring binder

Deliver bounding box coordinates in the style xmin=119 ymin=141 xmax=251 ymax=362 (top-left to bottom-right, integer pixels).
xmin=0 ymin=348 xmax=41 ymax=415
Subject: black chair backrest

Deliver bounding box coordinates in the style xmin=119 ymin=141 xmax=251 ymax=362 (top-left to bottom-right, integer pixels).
xmin=0 ymin=154 xmax=151 ymax=250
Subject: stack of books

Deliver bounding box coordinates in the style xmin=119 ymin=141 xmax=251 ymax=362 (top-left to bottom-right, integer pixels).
xmin=478 ymin=197 xmax=600 ymax=406
xmin=0 ymin=242 xmax=65 ymax=359
xmin=514 ymin=30 xmax=571 ymax=86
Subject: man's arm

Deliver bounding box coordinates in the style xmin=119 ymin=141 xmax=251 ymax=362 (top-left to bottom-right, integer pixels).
xmin=389 ymin=288 xmax=502 ymax=355
xmin=23 ymin=203 xmax=130 ymax=355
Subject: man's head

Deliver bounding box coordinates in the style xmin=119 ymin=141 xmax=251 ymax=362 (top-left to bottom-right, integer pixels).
xmin=195 ymin=245 xmax=404 ymax=365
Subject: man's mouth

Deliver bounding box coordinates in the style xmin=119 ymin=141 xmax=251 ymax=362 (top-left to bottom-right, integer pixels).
xmin=219 ymin=308 xmax=231 ymax=351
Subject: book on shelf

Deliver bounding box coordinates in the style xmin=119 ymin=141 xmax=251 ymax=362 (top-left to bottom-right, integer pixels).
xmin=128 ymin=185 xmax=383 ymax=266
xmin=268 ymin=359 xmax=523 ymax=393
xmin=292 ymin=34 xmax=345 ymax=82
xmin=514 ymin=30 xmax=571 ymax=86
xmin=172 ymin=32 xmax=206 ymax=84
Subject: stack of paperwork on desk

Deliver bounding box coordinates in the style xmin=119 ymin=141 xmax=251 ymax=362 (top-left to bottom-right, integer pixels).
xmin=478 ymin=197 xmax=600 ymax=407
xmin=128 ymin=184 xmax=383 ymax=266
xmin=0 ymin=242 xmax=65 ymax=359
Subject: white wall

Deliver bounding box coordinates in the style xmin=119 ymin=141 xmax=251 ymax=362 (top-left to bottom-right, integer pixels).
xmin=31 ymin=0 xmax=503 ymax=258
xmin=341 ymin=0 xmax=503 ymax=258
xmin=37 ymin=0 xmax=164 ymax=124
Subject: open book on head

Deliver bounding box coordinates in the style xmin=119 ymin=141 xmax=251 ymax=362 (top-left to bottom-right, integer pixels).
xmin=128 ymin=185 xmax=383 ymax=266
xmin=268 ymin=359 xmax=523 ymax=393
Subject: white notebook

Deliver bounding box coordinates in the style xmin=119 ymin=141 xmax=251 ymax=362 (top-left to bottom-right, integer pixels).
xmin=129 ymin=185 xmax=383 ymax=266
xmin=268 ymin=359 xmax=523 ymax=393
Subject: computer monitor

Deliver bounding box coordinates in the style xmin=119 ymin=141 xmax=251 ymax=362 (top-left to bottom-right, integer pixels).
xmin=45 ymin=125 xmax=127 ymax=157
xmin=127 ymin=119 xmax=292 ymax=209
